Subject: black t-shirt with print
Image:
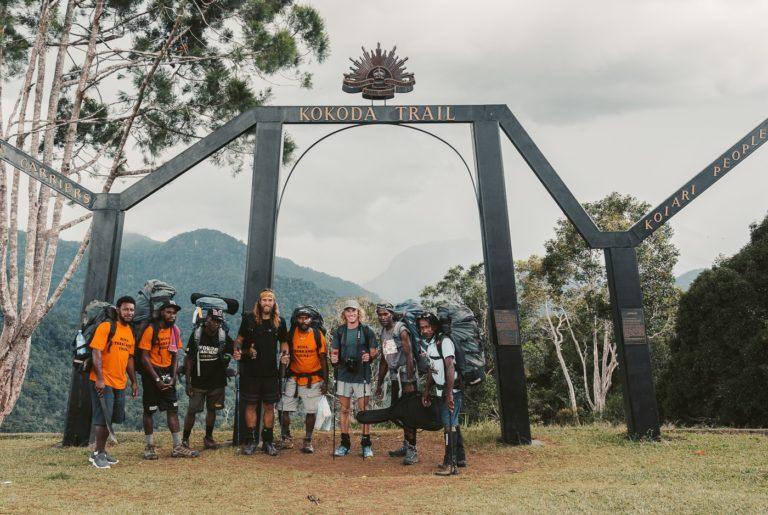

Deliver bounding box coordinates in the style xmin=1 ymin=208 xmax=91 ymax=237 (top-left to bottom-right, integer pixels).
xmin=186 ymin=328 xmax=234 ymax=390
xmin=237 ymin=314 xmax=288 ymax=378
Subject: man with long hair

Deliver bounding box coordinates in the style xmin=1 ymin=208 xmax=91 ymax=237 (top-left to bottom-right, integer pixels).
xmin=234 ymin=289 xmax=288 ymax=456
xmin=330 ymin=299 xmax=379 ymax=458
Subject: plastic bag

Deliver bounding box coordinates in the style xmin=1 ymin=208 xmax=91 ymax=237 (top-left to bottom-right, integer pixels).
xmin=314 ymin=396 xmax=333 ymax=431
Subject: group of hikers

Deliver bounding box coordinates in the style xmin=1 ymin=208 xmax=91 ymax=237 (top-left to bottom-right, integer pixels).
xmin=87 ymin=288 xmax=467 ymax=476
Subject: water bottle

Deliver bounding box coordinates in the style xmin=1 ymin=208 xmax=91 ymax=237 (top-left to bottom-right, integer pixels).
xmin=75 ymin=330 xmax=87 ymax=356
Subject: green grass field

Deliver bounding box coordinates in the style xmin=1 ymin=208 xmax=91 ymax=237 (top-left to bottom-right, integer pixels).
xmin=1 ymin=423 xmax=766 ymax=513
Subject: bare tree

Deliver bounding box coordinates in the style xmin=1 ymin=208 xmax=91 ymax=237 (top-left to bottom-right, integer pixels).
xmin=0 ymin=0 xmax=329 ymax=425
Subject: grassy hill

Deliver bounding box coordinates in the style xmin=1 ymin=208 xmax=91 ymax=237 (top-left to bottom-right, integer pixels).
xmin=0 ymin=424 xmax=766 ymax=512
xmin=2 ymin=229 xmax=375 ymax=433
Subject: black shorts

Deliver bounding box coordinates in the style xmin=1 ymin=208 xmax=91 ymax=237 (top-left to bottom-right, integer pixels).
xmin=188 ymin=387 xmax=226 ymax=413
xmin=240 ymin=375 xmax=280 ymax=405
xmin=142 ymin=367 xmax=179 ymax=415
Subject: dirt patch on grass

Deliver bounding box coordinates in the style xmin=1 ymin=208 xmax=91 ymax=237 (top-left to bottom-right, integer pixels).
xmin=241 ymin=430 xmax=535 ymax=478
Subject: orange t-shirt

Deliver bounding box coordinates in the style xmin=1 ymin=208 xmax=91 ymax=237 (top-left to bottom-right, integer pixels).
xmin=289 ymin=328 xmax=326 ymax=386
xmin=89 ymin=321 xmax=135 ymax=390
xmin=138 ymin=325 xmax=182 ymax=368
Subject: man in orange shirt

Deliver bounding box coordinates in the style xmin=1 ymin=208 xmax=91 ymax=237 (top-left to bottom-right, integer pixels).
xmin=138 ymin=300 xmax=198 ymax=459
xmin=89 ymin=296 xmax=139 ymax=469
xmin=276 ymin=308 xmax=328 ymax=453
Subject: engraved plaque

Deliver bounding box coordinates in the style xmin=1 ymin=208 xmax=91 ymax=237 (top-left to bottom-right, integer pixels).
xmin=494 ymin=309 xmax=520 ymax=346
xmin=621 ymin=308 xmax=647 ymax=345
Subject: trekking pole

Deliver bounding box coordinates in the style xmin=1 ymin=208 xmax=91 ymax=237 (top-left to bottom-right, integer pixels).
xmin=332 ymin=363 xmax=338 ymax=460
xmin=234 ymin=365 xmax=240 ymax=453
xmin=97 ymin=392 xmax=118 ymax=444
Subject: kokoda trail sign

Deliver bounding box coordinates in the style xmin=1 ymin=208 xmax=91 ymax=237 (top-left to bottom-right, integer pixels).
xmin=2 ymin=46 xmax=766 ymax=445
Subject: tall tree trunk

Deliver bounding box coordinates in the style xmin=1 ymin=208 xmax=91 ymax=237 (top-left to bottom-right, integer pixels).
xmin=545 ymin=300 xmax=579 ymax=422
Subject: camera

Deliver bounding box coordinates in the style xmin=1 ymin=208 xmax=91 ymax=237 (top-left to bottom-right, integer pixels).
xmin=344 ymin=357 xmax=359 ymax=374
xmin=160 ymin=374 xmax=173 ymax=385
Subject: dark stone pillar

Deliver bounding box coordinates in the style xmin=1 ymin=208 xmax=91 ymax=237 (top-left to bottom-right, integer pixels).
xmin=472 ymin=121 xmax=532 ymax=445
xmin=234 ymin=122 xmax=282 ymax=445
xmin=62 ymin=196 xmax=124 ymax=446
xmin=604 ymin=246 xmax=661 ymax=439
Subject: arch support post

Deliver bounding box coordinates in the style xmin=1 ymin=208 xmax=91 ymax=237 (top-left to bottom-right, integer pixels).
xmin=234 ymin=122 xmax=283 ymax=445
xmin=604 ymin=246 xmax=661 ymax=440
xmin=62 ymin=196 xmax=124 ymax=446
xmin=473 ymin=121 xmax=532 ymax=445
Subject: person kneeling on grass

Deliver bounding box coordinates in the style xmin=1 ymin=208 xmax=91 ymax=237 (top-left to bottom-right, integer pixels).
xmin=276 ymin=308 xmax=328 ymax=453
xmin=418 ymin=312 xmax=464 ymax=476
xmin=88 ymin=296 xmax=139 ymax=469
xmin=182 ymin=308 xmax=234 ymax=451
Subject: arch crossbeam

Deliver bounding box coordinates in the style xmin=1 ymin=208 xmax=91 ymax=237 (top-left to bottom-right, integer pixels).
xmin=631 ymin=118 xmax=768 ymax=243
xmin=0 ymin=139 xmax=96 ymax=210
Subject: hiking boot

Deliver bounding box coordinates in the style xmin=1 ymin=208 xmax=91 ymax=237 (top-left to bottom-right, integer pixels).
xmin=172 ymin=444 xmax=200 ymax=458
xmin=403 ymin=444 xmax=418 ymax=465
xmin=362 ymin=446 xmax=374 ymax=459
xmin=89 ymin=451 xmax=110 ymax=469
xmin=104 ymin=452 xmax=119 ymax=465
xmin=388 ymin=440 xmax=408 ymax=458
xmin=434 ymin=465 xmax=459 ymax=476
xmin=333 ymin=444 xmax=350 ymax=457
xmin=301 ymin=439 xmax=314 ymax=454
xmin=143 ymin=444 xmax=158 ymax=460
xmin=456 ymin=428 xmax=467 ymax=467
xmin=263 ymin=441 xmax=278 ymax=456
xmin=242 ymin=442 xmax=257 ymax=455
xmin=203 ymin=436 xmax=220 ymax=450
xmin=279 ymin=436 xmax=294 ymax=450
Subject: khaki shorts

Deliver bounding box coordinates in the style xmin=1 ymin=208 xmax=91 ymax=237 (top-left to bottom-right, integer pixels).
xmin=188 ymin=387 xmax=225 ymax=413
xmin=277 ymin=379 xmax=324 ymax=414
xmin=335 ymin=380 xmax=370 ymax=401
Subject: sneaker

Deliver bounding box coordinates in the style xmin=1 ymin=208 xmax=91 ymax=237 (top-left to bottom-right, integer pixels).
xmin=89 ymin=451 xmax=110 ymax=469
xmin=403 ymin=444 xmax=418 ymax=465
xmin=301 ymin=440 xmax=314 ymax=454
xmin=388 ymin=441 xmax=408 ymax=458
xmin=104 ymin=452 xmax=119 ymax=465
xmin=263 ymin=441 xmax=278 ymax=456
xmin=143 ymin=444 xmax=158 ymax=460
xmin=171 ymin=444 xmax=200 ymax=458
xmin=203 ymin=436 xmax=220 ymax=450
xmin=242 ymin=442 xmax=257 ymax=455
xmin=279 ymin=436 xmax=294 ymax=450
xmin=333 ymin=444 xmax=350 ymax=457
xmin=362 ymin=446 xmax=374 ymax=459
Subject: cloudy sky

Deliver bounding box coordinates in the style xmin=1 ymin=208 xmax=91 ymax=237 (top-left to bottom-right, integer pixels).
xmin=9 ymin=0 xmax=768 ymax=285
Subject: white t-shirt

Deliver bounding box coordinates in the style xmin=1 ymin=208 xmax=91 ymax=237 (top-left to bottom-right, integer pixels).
xmin=426 ymin=336 xmax=459 ymax=395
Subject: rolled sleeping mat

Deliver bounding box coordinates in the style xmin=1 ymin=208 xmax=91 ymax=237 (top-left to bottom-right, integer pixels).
xmin=356 ymin=393 xmax=443 ymax=431
xmin=190 ymin=293 xmax=239 ymax=315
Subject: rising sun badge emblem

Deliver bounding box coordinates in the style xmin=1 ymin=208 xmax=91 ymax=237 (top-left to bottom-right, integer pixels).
xmin=342 ymin=43 xmax=415 ymax=100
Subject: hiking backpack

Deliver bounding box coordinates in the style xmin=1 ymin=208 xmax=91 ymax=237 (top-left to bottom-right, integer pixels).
xmin=132 ymin=279 xmax=178 ymax=362
xmin=436 ymin=301 xmax=486 ymax=386
xmin=74 ymin=300 xmax=118 ymax=373
xmin=392 ymin=299 xmax=429 ymax=375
